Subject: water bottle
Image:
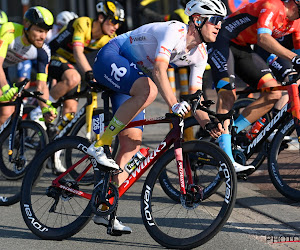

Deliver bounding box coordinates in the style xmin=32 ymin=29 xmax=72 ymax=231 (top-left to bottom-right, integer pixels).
xmin=124 ymin=147 xmax=150 ymax=174
xmin=57 ymin=112 xmax=75 ymax=131
xmin=246 ymin=117 xmax=266 ymax=141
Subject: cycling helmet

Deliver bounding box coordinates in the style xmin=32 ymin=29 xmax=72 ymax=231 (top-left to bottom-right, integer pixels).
xmin=56 ymin=11 xmax=78 ymax=26
xmin=184 ymin=0 xmax=227 ymax=17
xmin=0 ymin=10 xmax=8 ymax=25
xmin=24 ymin=6 xmax=54 ymax=31
xmin=96 ymin=0 xmax=125 ymax=23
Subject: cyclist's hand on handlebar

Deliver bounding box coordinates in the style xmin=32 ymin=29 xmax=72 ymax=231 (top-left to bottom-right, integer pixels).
xmin=204 ymin=121 xmax=224 ymax=139
xmin=41 ymin=105 xmax=57 ymax=123
xmin=85 ymin=70 xmax=96 ymax=82
xmin=171 ymin=101 xmax=190 ymax=117
xmin=0 ymin=84 xmax=18 ymax=102
xmin=292 ymin=55 xmax=300 ymax=72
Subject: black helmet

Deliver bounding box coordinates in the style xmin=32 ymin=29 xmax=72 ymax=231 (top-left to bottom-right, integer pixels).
xmin=96 ymin=0 xmax=125 ymax=23
xmin=24 ymin=6 xmax=54 ymax=31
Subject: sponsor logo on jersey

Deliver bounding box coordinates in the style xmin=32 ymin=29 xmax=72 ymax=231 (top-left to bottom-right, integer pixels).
xmin=129 ymin=36 xmax=146 ymax=44
xmin=224 ymin=16 xmax=252 ymax=32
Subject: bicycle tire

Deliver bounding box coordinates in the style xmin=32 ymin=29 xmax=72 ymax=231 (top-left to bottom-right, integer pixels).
xmin=141 ymin=140 xmax=237 ymax=249
xmin=268 ymin=118 xmax=300 ymax=201
xmin=183 ymin=98 xmax=271 ymax=168
xmin=0 ymin=120 xmax=48 ymax=206
xmin=20 ymin=136 xmax=93 ymax=240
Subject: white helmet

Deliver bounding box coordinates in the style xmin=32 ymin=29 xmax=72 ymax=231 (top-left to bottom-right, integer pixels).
xmin=56 ymin=11 xmax=78 ymax=27
xmin=184 ymin=0 xmax=227 ymax=17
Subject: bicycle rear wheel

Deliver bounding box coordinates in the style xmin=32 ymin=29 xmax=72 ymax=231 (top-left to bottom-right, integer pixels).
xmin=268 ymin=118 xmax=300 ymax=201
xmin=141 ymin=140 xmax=237 ymax=249
xmin=0 ymin=120 xmax=48 ymax=206
xmin=20 ymin=136 xmax=94 ymax=240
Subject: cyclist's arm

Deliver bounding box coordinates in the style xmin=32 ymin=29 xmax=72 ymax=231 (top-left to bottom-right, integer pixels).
xmin=35 ymin=47 xmax=56 ymax=122
xmin=152 ymin=60 xmax=178 ymax=108
xmin=73 ymin=45 xmax=92 ymax=74
xmin=257 ymin=33 xmax=296 ymax=61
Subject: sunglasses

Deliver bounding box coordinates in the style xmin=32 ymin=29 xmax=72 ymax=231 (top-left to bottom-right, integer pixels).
xmin=108 ymin=18 xmax=123 ymax=26
xmin=205 ymin=15 xmax=224 ymax=25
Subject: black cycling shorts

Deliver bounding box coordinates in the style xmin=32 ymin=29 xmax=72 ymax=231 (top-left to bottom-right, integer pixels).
xmin=208 ymin=37 xmax=274 ymax=91
xmin=48 ymin=55 xmax=75 ymax=82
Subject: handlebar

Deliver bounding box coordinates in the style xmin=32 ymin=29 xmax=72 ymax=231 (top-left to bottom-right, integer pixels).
xmin=180 ymin=89 xmax=234 ymax=122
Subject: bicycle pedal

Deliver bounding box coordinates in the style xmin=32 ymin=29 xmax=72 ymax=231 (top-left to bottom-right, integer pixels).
xmin=237 ymin=173 xmax=248 ymax=181
xmin=107 ymin=227 xmax=123 ymax=236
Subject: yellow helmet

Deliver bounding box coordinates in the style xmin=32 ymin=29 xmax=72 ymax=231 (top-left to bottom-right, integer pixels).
xmin=24 ymin=6 xmax=54 ymax=30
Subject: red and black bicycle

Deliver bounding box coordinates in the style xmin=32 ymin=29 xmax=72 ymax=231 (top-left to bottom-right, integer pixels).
xmin=20 ymin=90 xmax=237 ymax=249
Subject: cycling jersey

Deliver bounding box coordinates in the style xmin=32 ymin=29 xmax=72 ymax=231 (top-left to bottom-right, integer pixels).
xmin=207 ymin=0 xmax=300 ymax=90
xmin=49 ymin=17 xmax=116 ymax=63
xmin=112 ymin=21 xmax=207 ymax=89
xmin=0 ymin=22 xmax=50 ymax=81
xmin=93 ymin=21 xmax=208 ymax=131
xmin=224 ymin=0 xmax=300 ymax=48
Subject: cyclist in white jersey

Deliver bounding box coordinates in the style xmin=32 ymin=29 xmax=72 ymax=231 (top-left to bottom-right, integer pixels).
xmin=88 ymin=0 xmax=227 ymax=235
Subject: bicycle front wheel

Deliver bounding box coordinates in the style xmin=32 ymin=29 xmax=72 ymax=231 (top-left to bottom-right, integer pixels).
xmin=0 ymin=120 xmax=48 ymax=206
xmin=268 ymin=118 xmax=300 ymax=201
xmin=141 ymin=140 xmax=237 ymax=249
xmin=20 ymin=136 xmax=94 ymax=240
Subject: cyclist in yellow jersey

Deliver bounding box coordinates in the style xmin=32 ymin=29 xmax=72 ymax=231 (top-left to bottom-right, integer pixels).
xmin=0 ymin=6 xmax=56 ymax=125
xmin=48 ymin=0 xmax=125 ymax=117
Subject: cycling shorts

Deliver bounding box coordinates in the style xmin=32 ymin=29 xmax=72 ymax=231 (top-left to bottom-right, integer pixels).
xmin=93 ymin=41 xmax=146 ymax=131
xmin=48 ymin=55 xmax=75 ymax=82
xmin=208 ymin=40 xmax=274 ymax=91
xmin=93 ymin=41 xmax=145 ymax=95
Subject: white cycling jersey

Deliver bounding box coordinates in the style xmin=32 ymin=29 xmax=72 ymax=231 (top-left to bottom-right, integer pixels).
xmin=114 ymin=21 xmax=208 ymax=90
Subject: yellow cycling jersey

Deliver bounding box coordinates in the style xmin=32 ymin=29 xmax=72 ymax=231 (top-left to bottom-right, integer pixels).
xmin=49 ymin=16 xmax=116 ymax=63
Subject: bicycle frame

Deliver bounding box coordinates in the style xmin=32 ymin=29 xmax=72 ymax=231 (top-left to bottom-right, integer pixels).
xmin=53 ymin=89 xmax=101 ymax=140
xmin=0 ymin=87 xmax=30 ymax=162
xmin=52 ymin=114 xmax=192 ymax=199
xmin=236 ymin=83 xmax=300 ymax=158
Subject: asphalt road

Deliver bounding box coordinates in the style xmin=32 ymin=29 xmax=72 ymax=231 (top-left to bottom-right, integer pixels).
xmin=1 ymin=88 xmax=300 ymax=250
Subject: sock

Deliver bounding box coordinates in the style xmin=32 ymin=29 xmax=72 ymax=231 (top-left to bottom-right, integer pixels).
xmin=234 ymin=114 xmax=251 ymax=134
xmin=218 ymin=134 xmax=235 ymax=163
xmin=95 ymin=116 xmax=125 ymax=147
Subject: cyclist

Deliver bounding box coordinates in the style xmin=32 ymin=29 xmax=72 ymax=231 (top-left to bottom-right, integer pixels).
xmin=0 ymin=6 xmax=56 ymax=125
xmin=48 ymin=0 xmax=125 ymax=120
xmin=27 ymin=11 xmax=79 ymax=126
xmin=88 ymin=0 xmax=227 ymax=234
xmin=207 ymin=0 xmax=300 ymax=171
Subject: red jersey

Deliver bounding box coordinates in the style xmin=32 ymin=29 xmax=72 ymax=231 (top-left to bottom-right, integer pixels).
xmin=223 ymin=0 xmax=300 ymax=49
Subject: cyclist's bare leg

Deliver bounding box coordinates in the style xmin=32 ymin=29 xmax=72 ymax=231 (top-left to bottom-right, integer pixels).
xmin=50 ymin=69 xmax=80 ymax=100
xmin=240 ymin=80 xmax=282 ymax=123
xmin=113 ymin=77 xmax=158 ymax=125
xmin=89 ymin=77 xmax=157 ymax=164
xmin=62 ymin=99 xmax=78 ymax=115
xmin=113 ymin=127 xmax=142 ymax=185
xmin=0 ymin=105 xmax=14 ymax=125
xmin=216 ymin=89 xmax=236 ymax=133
